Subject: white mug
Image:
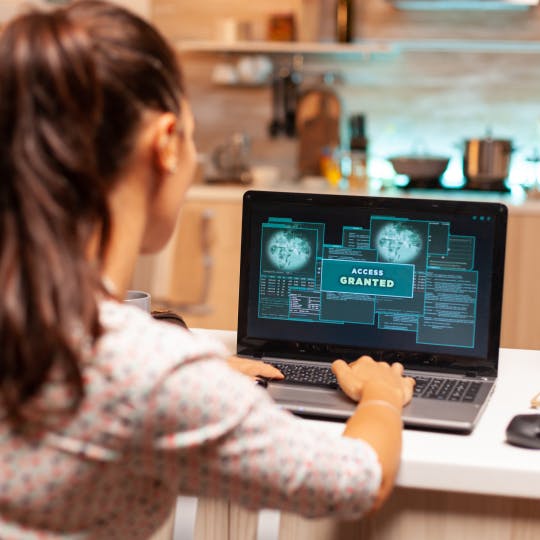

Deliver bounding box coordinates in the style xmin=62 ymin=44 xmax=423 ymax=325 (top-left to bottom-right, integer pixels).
xmin=124 ymin=290 xmax=151 ymax=313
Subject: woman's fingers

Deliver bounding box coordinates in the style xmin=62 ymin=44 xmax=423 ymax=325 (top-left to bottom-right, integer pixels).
xmin=402 ymin=376 xmax=416 ymax=405
xmin=256 ymin=362 xmax=284 ymax=379
xmin=227 ymin=356 xmax=284 ymax=379
xmin=331 ymin=359 xmax=349 ymax=376
xmin=348 ymin=355 xmax=377 ymax=369
xmin=391 ymin=362 xmax=404 ymax=375
xmin=390 ymin=363 xmax=415 ymax=405
xmin=332 ymin=360 xmax=363 ymax=401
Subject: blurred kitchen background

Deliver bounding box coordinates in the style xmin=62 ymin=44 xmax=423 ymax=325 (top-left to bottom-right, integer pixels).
xmin=159 ymin=0 xmax=540 ymax=190
xmin=5 ymin=0 xmax=540 ymax=348
xmin=5 ymin=0 xmax=540 ymax=188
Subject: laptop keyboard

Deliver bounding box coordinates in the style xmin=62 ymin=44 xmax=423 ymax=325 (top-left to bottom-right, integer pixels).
xmin=269 ymin=362 xmax=338 ymax=389
xmin=269 ymin=362 xmax=482 ymax=402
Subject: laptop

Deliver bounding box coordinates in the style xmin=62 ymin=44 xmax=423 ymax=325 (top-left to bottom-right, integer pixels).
xmin=236 ymin=190 xmax=507 ymax=433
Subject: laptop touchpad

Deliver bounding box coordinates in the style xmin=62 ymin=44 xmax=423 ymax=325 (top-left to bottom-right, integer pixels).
xmin=268 ymin=383 xmax=356 ymax=410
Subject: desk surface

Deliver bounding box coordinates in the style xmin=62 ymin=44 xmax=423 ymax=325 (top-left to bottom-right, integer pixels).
xmin=196 ymin=329 xmax=540 ymax=500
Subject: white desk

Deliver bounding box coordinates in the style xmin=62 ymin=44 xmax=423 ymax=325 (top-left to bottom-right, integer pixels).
xmin=180 ymin=330 xmax=540 ymax=540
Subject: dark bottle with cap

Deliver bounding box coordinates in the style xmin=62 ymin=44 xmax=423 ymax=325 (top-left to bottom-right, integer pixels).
xmin=336 ymin=0 xmax=354 ymax=43
xmin=348 ymin=114 xmax=368 ymax=190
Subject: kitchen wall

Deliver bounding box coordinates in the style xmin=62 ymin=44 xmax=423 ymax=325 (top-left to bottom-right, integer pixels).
xmin=3 ymin=1 xmax=540 ymax=186
xmin=152 ymin=0 xmax=540 ymax=187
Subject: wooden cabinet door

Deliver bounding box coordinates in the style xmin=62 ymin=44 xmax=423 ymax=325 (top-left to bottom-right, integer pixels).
xmin=500 ymin=211 xmax=540 ymax=350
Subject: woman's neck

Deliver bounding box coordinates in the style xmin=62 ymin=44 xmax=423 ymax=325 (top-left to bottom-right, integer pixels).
xmin=90 ymin=111 xmax=164 ymax=299
xmin=101 ymin=175 xmax=149 ymax=298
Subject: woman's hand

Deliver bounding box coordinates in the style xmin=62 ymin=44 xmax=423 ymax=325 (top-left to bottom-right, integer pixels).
xmin=332 ymin=356 xmax=415 ymax=407
xmin=227 ymin=355 xmax=284 ymax=380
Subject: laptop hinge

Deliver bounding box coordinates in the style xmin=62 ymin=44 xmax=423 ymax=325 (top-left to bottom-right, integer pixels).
xmin=465 ymin=371 xmax=478 ymax=377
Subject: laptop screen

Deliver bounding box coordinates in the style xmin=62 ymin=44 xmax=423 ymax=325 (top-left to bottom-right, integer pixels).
xmin=237 ymin=191 xmax=507 ymax=376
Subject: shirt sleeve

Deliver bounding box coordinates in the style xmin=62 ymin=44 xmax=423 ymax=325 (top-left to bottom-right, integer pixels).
xmin=133 ymin=354 xmax=382 ymax=520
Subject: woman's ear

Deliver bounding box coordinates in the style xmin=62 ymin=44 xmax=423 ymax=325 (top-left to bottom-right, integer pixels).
xmin=153 ymin=112 xmax=179 ymax=176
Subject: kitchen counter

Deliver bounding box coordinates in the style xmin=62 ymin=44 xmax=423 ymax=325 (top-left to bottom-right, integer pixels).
xmin=186 ymin=179 xmax=540 ymax=213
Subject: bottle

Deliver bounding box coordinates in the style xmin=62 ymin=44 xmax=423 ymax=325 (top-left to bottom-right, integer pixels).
xmin=348 ymin=114 xmax=368 ymax=190
xmin=336 ymin=0 xmax=354 ymax=43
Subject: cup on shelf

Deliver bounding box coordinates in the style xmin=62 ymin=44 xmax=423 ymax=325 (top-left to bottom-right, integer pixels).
xmin=215 ymin=17 xmax=240 ymax=43
xmin=215 ymin=17 xmax=256 ymax=43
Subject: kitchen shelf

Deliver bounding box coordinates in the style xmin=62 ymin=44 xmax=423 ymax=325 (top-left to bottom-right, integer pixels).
xmin=212 ymin=81 xmax=270 ymax=88
xmin=176 ymin=39 xmax=394 ymax=57
xmin=177 ymin=38 xmax=540 ymax=56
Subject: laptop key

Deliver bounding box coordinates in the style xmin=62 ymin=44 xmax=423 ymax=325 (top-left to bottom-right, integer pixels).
xmin=463 ymin=382 xmax=482 ymax=402
xmin=423 ymin=378 xmax=444 ymax=399
xmin=434 ymin=379 xmax=457 ymax=400
xmin=412 ymin=376 xmax=431 ymax=397
xmin=449 ymin=381 xmax=467 ymax=400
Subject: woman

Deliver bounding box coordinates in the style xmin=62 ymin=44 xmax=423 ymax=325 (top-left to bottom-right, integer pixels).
xmin=0 ymin=1 xmax=414 ymax=538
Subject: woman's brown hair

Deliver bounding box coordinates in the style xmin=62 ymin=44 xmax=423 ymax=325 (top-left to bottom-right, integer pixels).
xmin=0 ymin=0 xmax=184 ymax=425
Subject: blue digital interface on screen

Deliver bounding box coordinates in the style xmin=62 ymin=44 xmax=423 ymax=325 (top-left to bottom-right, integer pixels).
xmin=257 ymin=215 xmax=480 ymax=349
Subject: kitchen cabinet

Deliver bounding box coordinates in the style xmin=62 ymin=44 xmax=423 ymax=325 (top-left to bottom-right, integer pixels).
xmin=132 ymin=185 xmax=540 ymax=350
xmin=499 ymin=207 xmax=540 ymax=350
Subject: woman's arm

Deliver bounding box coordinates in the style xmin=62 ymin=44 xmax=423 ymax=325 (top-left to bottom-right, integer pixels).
xmin=136 ymin=353 xmax=384 ymax=519
xmin=229 ymin=353 xmax=413 ymax=510
xmin=332 ymin=357 xmax=415 ymax=511
xmin=128 ymin=322 xmax=413 ymax=519
xmin=228 ymin=353 xmax=412 ymax=510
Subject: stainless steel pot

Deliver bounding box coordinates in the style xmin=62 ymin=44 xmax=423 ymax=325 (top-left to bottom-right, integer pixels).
xmin=463 ymin=138 xmax=513 ymax=183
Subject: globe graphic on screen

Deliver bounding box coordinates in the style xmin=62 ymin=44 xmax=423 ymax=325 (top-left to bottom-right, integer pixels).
xmin=376 ymin=223 xmax=422 ymax=263
xmin=267 ymin=230 xmax=311 ymax=271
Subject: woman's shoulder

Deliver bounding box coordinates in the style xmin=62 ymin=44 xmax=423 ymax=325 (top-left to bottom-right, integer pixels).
xmin=51 ymin=300 xmax=236 ymax=452
xmin=92 ymin=299 xmax=228 ymax=385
